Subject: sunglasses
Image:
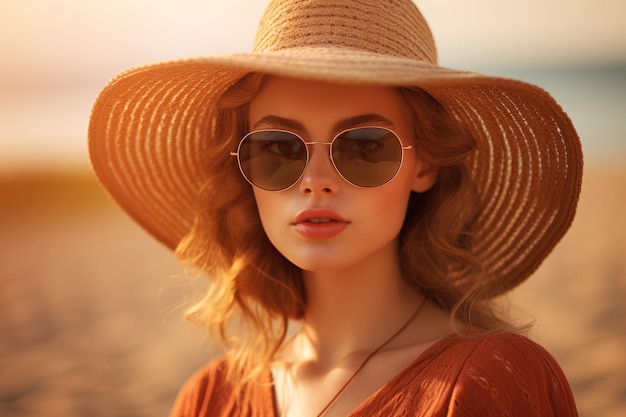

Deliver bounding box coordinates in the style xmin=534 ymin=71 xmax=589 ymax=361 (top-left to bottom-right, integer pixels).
xmin=230 ymin=126 xmax=413 ymax=191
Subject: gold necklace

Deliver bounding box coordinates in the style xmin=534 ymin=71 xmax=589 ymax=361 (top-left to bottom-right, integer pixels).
xmin=314 ymin=298 xmax=427 ymax=417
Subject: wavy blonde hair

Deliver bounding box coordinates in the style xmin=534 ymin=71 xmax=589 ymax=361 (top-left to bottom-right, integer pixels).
xmin=176 ymin=73 xmax=516 ymax=397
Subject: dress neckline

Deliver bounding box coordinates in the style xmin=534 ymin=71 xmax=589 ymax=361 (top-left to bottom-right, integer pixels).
xmin=265 ymin=334 xmax=458 ymax=417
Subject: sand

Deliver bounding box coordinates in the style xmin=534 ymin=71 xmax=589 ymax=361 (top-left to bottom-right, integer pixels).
xmin=1 ymin=163 xmax=624 ymax=417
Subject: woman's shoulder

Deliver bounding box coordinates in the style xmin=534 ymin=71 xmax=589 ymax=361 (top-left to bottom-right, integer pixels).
xmin=168 ymin=357 xmax=274 ymax=417
xmin=451 ymin=332 xmax=572 ymax=386
xmin=451 ymin=331 xmax=561 ymax=365
xmin=443 ymin=332 xmax=579 ymax=416
xmin=168 ymin=357 xmax=232 ymax=417
xmin=341 ymin=332 xmax=578 ymax=416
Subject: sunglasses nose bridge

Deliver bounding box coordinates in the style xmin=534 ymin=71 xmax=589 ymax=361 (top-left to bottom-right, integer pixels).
xmin=298 ymin=140 xmax=342 ymax=187
xmin=300 ymin=140 xmax=333 ymax=167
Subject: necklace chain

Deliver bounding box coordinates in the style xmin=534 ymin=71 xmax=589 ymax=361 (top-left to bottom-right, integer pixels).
xmin=314 ymin=298 xmax=427 ymax=417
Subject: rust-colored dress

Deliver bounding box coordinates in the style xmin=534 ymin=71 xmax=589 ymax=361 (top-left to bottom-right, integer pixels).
xmin=169 ymin=333 xmax=578 ymax=416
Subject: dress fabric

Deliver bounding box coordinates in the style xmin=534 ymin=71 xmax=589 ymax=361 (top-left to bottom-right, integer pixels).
xmin=169 ymin=332 xmax=578 ymax=416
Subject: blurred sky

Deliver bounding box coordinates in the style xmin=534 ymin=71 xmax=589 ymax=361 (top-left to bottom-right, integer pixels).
xmin=1 ymin=0 xmax=625 ymax=171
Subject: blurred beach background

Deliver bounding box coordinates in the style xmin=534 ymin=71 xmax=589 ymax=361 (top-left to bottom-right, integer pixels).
xmin=1 ymin=1 xmax=624 ymax=416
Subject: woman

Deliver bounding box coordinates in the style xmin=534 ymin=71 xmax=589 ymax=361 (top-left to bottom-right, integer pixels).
xmin=88 ymin=0 xmax=582 ymax=415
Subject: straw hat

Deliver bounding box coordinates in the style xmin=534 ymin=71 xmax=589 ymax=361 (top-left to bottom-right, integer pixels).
xmin=89 ymin=0 xmax=583 ymax=293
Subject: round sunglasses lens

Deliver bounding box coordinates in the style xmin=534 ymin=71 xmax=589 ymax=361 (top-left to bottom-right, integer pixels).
xmin=238 ymin=131 xmax=307 ymax=191
xmin=332 ymin=128 xmax=403 ymax=187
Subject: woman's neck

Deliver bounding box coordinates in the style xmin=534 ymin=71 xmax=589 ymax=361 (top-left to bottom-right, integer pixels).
xmin=298 ymin=245 xmax=424 ymax=367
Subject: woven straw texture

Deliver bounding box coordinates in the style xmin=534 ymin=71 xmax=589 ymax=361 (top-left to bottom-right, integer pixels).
xmin=88 ymin=0 xmax=583 ymax=293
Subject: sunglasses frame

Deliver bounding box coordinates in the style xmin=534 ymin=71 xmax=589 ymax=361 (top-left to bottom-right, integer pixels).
xmin=230 ymin=126 xmax=414 ymax=191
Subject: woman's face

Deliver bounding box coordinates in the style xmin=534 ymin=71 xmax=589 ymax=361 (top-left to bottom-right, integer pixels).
xmin=247 ymin=76 xmax=436 ymax=272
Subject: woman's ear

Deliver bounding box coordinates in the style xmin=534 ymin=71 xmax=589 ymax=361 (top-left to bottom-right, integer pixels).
xmin=412 ymin=161 xmax=438 ymax=193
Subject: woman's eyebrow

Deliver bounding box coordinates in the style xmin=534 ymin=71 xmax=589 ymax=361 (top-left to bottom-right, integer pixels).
xmin=251 ymin=115 xmax=305 ymax=131
xmin=333 ymin=114 xmax=396 ymax=132
xmin=252 ymin=113 xmax=395 ymax=132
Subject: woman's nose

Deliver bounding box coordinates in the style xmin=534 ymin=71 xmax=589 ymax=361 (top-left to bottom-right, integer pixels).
xmin=298 ymin=144 xmax=340 ymax=195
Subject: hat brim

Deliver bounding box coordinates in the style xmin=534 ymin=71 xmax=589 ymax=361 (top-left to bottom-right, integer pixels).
xmin=89 ymin=47 xmax=583 ymax=293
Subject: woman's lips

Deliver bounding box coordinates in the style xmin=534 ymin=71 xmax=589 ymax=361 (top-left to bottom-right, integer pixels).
xmin=293 ymin=209 xmax=349 ymax=239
